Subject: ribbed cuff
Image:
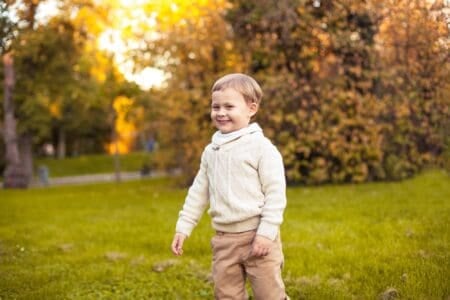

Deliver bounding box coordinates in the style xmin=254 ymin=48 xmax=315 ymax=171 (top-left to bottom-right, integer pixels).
xmin=175 ymin=218 xmax=194 ymax=237
xmin=256 ymin=221 xmax=279 ymax=240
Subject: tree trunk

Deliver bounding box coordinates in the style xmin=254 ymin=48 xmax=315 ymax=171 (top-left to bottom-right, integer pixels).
xmin=19 ymin=133 xmax=33 ymax=185
xmin=57 ymin=127 xmax=66 ymax=159
xmin=2 ymin=53 xmax=28 ymax=188
xmin=112 ymin=127 xmax=121 ymax=183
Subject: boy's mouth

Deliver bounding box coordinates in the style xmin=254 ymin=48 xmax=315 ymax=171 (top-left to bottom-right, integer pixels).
xmin=216 ymin=119 xmax=230 ymax=125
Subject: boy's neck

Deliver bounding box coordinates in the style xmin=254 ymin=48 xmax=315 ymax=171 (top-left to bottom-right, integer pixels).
xmin=212 ymin=123 xmax=262 ymax=146
xmin=219 ymin=124 xmax=251 ymax=136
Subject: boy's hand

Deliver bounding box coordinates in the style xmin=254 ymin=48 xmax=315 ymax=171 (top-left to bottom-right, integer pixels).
xmin=171 ymin=233 xmax=187 ymax=256
xmin=250 ymin=235 xmax=273 ymax=257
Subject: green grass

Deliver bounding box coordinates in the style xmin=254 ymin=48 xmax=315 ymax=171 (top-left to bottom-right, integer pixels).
xmin=34 ymin=152 xmax=154 ymax=177
xmin=0 ymin=170 xmax=448 ymax=299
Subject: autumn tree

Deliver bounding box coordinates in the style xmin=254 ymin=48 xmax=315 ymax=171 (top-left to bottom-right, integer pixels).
xmin=374 ymin=0 xmax=450 ymax=179
xmin=134 ymin=0 xmax=239 ymax=183
xmin=1 ymin=0 xmax=135 ymax=187
xmin=224 ymin=0 xmax=448 ymax=183
xmin=224 ymin=0 xmax=383 ymax=183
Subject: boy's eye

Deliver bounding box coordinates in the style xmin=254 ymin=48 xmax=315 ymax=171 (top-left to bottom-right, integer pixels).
xmin=225 ymin=105 xmax=234 ymax=109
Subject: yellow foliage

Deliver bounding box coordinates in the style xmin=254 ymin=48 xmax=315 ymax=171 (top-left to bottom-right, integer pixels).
xmin=73 ymin=6 xmax=107 ymax=36
xmin=107 ymin=96 xmax=139 ymax=154
xmin=90 ymin=65 xmax=107 ymax=83
xmin=49 ymin=102 xmax=61 ymax=119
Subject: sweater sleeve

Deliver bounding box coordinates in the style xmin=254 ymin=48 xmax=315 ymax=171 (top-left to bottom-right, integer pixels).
xmin=256 ymin=142 xmax=287 ymax=240
xmin=175 ymin=150 xmax=209 ymax=237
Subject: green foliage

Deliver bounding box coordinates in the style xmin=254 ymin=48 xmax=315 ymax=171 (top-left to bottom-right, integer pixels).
xmin=1 ymin=0 xmax=144 ymax=159
xmin=9 ymin=18 xmax=79 ymax=142
xmin=9 ymin=17 xmax=113 ymax=153
xmin=0 ymin=170 xmax=448 ymax=298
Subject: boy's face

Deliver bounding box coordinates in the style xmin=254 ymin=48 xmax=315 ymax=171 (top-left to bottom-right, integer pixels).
xmin=211 ymin=88 xmax=257 ymax=134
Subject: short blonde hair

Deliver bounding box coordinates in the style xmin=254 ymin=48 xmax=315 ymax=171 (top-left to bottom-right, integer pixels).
xmin=212 ymin=73 xmax=263 ymax=105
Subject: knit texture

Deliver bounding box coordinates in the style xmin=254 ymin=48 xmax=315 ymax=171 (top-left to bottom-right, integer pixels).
xmin=175 ymin=123 xmax=287 ymax=240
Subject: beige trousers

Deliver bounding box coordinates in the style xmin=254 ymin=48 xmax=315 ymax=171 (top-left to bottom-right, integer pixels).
xmin=211 ymin=230 xmax=286 ymax=300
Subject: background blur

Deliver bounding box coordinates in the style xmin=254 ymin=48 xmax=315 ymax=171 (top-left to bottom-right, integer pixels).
xmin=1 ymin=0 xmax=449 ymax=187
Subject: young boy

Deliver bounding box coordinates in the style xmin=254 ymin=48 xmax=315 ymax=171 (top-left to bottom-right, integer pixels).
xmin=171 ymin=73 xmax=287 ymax=299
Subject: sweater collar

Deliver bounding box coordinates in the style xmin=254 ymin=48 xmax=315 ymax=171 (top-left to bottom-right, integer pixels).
xmin=212 ymin=123 xmax=262 ymax=147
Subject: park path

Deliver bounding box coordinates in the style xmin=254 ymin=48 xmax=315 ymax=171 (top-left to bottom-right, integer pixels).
xmin=28 ymin=170 xmax=173 ymax=188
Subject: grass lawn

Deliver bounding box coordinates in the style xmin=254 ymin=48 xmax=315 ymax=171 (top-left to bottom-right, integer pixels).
xmin=0 ymin=170 xmax=448 ymax=299
xmin=33 ymin=152 xmax=154 ymax=177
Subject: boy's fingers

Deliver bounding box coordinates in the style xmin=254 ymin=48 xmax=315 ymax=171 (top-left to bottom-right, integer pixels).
xmin=251 ymin=245 xmax=261 ymax=257
xmin=176 ymin=240 xmax=184 ymax=254
xmin=250 ymin=244 xmax=270 ymax=257
xmin=171 ymin=241 xmax=178 ymax=255
xmin=171 ymin=234 xmax=186 ymax=256
xmin=171 ymin=237 xmax=181 ymax=255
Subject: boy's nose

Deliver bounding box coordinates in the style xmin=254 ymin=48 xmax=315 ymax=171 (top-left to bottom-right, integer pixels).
xmin=217 ymin=109 xmax=226 ymax=116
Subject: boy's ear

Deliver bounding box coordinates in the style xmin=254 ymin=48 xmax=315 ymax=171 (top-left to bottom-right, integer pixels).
xmin=249 ymin=102 xmax=258 ymax=117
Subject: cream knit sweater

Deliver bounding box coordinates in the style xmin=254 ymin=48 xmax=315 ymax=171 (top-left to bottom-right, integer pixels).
xmin=175 ymin=123 xmax=287 ymax=240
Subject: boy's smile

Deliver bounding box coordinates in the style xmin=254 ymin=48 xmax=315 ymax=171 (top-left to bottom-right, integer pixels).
xmin=211 ymin=88 xmax=257 ymax=134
